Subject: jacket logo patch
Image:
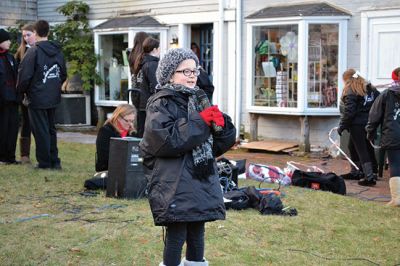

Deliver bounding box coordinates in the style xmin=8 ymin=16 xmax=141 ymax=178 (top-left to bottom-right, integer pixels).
xmin=394 ymin=102 xmax=400 ymax=121
xmin=42 ymin=64 xmax=61 ymax=84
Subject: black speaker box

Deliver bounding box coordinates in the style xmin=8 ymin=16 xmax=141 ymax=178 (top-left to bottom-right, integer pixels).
xmin=106 ymin=137 xmax=147 ymax=199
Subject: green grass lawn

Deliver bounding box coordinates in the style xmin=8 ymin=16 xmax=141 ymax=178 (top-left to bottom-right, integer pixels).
xmin=0 ymin=141 xmax=399 ymax=265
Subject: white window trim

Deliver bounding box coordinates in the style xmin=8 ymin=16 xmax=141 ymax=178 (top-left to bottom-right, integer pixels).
xmin=246 ymin=17 xmax=348 ymax=116
xmin=93 ymin=28 xmax=167 ymax=106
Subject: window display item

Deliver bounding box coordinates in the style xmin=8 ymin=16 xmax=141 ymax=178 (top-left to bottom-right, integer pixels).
xmin=276 ymin=71 xmax=288 ymax=107
xmin=262 ymin=61 xmax=277 ymax=77
xmin=279 ymin=31 xmax=298 ymax=63
xmin=109 ymin=57 xmax=121 ymax=100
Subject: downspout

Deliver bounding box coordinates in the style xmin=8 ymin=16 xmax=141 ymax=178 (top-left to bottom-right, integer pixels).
xmin=235 ymin=0 xmax=242 ymax=138
xmin=218 ymin=0 xmax=224 ymax=110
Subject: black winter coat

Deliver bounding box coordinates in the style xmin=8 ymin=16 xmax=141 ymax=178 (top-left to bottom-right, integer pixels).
xmin=137 ymin=55 xmax=159 ymax=110
xmin=0 ymin=50 xmax=18 ymax=104
xmin=17 ymin=41 xmax=67 ymax=109
xmin=95 ymin=124 xmax=121 ymax=172
xmin=139 ymin=88 xmax=236 ymax=226
xmin=339 ymin=83 xmax=380 ymax=130
xmin=366 ymin=84 xmax=400 ymax=150
xmin=196 ymin=68 xmax=214 ymax=102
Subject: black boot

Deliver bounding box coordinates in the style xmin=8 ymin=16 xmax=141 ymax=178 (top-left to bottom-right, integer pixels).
xmin=342 ymin=162 xmax=363 ymax=180
xmin=358 ymin=162 xmax=376 ymax=186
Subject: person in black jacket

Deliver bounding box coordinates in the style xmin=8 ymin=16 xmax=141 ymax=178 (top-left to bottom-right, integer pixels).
xmin=16 ymin=20 xmax=67 ymax=170
xmin=0 ymin=29 xmax=20 ymax=164
xmin=338 ymin=69 xmax=380 ymax=186
xmin=366 ymin=67 xmax=400 ymax=206
xmin=15 ymin=23 xmax=36 ymax=164
xmin=131 ymin=37 xmax=160 ymax=137
xmin=140 ymin=48 xmax=236 ymax=266
xmin=95 ymin=104 xmax=137 ymax=172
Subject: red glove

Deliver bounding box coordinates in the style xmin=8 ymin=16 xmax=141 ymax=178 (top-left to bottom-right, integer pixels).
xmin=199 ymin=106 xmax=215 ymax=126
xmin=212 ymin=109 xmax=225 ymax=127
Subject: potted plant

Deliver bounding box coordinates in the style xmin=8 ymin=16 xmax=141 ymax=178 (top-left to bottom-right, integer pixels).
xmin=51 ymin=1 xmax=102 ymax=125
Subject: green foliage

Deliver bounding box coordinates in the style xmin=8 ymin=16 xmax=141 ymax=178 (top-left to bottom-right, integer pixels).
xmin=52 ymin=1 xmax=101 ymax=91
xmin=6 ymin=21 xmax=30 ymax=55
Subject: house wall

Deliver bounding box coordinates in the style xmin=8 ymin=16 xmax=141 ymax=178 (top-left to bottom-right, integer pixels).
xmin=241 ymin=0 xmax=400 ymax=146
xmin=38 ymin=0 xmax=219 ymax=23
xmin=0 ymin=0 xmax=37 ymax=27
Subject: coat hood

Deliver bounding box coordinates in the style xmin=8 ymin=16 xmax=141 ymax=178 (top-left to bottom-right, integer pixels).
xmin=36 ymin=41 xmax=62 ymax=57
xmin=389 ymin=81 xmax=400 ymax=95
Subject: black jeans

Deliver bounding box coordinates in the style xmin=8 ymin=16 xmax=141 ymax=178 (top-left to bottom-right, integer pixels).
xmin=387 ymin=149 xmax=400 ymax=176
xmin=349 ymin=125 xmax=373 ymax=165
xmin=0 ymin=103 xmax=19 ymax=162
xmin=163 ymin=222 xmax=205 ymax=266
xmin=28 ymin=107 xmax=60 ymax=168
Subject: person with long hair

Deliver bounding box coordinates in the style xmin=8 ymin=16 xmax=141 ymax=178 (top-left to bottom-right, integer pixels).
xmin=15 ymin=23 xmax=36 ymax=164
xmin=132 ymin=36 xmax=160 ymax=137
xmin=366 ymin=67 xmax=400 ymax=206
xmin=128 ymin=32 xmax=149 ymax=108
xmin=338 ymin=69 xmax=380 ymax=186
xmin=95 ymin=104 xmax=137 ymax=172
xmin=140 ymin=48 xmax=236 ymax=266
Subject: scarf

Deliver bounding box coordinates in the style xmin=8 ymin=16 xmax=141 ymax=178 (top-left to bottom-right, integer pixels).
xmin=164 ymin=83 xmax=215 ymax=179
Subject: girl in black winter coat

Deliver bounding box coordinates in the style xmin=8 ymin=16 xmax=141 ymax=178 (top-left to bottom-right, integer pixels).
xmin=338 ymin=69 xmax=380 ymax=186
xmin=0 ymin=29 xmax=20 ymax=164
xmin=366 ymin=67 xmax=400 ymax=206
xmin=131 ymin=37 xmax=160 ymax=137
xmin=139 ymin=48 xmax=236 ymax=266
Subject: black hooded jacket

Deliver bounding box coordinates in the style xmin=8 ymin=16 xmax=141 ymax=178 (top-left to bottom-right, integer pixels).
xmin=366 ymin=83 xmax=400 ymax=150
xmin=17 ymin=40 xmax=67 ymax=109
xmin=339 ymin=83 xmax=380 ymax=130
xmin=0 ymin=50 xmax=18 ymax=104
xmin=137 ymin=54 xmax=159 ymax=110
xmin=139 ymin=87 xmax=236 ymax=226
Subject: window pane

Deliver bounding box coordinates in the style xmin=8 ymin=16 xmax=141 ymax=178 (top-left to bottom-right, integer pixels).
xmin=253 ymin=25 xmax=298 ymax=108
xmin=98 ymin=33 xmax=129 ymax=101
xmin=307 ymin=24 xmax=339 ymax=108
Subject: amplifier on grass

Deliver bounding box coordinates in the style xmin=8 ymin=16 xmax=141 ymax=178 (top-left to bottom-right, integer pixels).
xmin=106 ymin=137 xmax=147 ymax=199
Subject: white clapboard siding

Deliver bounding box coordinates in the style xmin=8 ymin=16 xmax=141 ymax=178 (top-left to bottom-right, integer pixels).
xmin=0 ymin=0 xmax=37 ymax=26
xmin=38 ymin=0 xmax=218 ymax=23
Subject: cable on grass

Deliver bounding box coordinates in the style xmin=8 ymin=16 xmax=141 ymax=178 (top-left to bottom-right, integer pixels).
xmin=288 ymin=248 xmax=380 ymax=265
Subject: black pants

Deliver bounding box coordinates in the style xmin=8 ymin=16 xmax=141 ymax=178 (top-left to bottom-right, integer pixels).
xmin=20 ymin=103 xmax=31 ymax=138
xmin=0 ymin=102 xmax=19 ymax=162
xmin=136 ymin=110 xmax=146 ymax=138
xmin=348 ymin=131 xmax=377 ymax=172
xmin=163 ymin=222 xmax=205 ymax=266
xmin=349 ymin=125 xmax=373 ymax=165
xmin=387 ymin=150 xmax=400 ymax=176
xmin=28 ymin=107 xmax=60 ymax=168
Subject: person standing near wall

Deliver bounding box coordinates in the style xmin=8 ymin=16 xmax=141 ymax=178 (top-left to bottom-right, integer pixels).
xmin=15 ymin=24 xmax=36 ymax=164
xmin=338 ymin=69 xmax=379 ymax=186
xmin=0 ymin=29 xmax=20 ymax=164
xmin=17 ymin=20 xmax=67 ymax=170
xmin=131 ymin=37 xmax=160 ymax=138
xmin=366 ymin=67 xmax=400 ymax=206
xmin=128 ymin=31 xmax=149 ymax=108
xmin=140 ymin=48 xmax=236 ymax=266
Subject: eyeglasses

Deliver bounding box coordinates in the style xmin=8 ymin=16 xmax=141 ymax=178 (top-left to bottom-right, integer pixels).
xmin=120 ymin=116 xmax=134 ymax=124
xmin=175 ymin=68 xmax=200 ymax=77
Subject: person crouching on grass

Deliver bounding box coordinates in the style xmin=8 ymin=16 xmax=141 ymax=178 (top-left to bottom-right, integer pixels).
xmin=139 ymin=48 xmax=236 ymax=266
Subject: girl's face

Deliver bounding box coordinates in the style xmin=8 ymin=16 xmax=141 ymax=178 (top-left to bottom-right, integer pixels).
xmin=171 ymin=59 xmax=198 ymax=88
xmin=23 ymin=30 xmax=36 ymax=46
xmin=118 ymin=113 xmax=135 ymax=131
xmin=0 ymin=40 xmax=11 ymax=50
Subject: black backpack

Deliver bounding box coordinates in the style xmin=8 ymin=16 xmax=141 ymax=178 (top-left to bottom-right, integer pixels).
xmin=291 ymin=170 xmax=346 ymax=195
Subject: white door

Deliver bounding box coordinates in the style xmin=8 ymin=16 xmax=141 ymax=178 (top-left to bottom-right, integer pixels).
xmin=361 ymin=10 xmax=400 ymax=87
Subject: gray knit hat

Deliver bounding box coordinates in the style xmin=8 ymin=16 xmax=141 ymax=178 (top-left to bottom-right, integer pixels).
xmin=156 ymin=48 xmax=199 ymax=86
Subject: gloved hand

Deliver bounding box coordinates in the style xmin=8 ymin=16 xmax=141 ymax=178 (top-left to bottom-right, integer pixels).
xmin=337 ymin=127 xmax=346 ymax=136
xmin=212 ymin=105 xmax=225 ymax=127
xmin=199 ymin=106 xmax=216 ymax=126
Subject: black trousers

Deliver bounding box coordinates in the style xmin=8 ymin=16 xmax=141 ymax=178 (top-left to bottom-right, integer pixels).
xmin=0 ymin=102 xmax=19 ymax=162
xmin=348 ymin=130 xmax=377 ymax=172
xmin=163 ymin=222 xmax=205 ymax=266
xmin=136 ymin=110 xmax=146 ymax=138
xmin=387 ymin=150 xmax=400 ymax=176
xmin=349 ymin=125 xmax=373 ymax=165
xmin=28 ymin=107 xmax=60 ymax=168
xmin=20 ymin=104 xmax=31 ymax=138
